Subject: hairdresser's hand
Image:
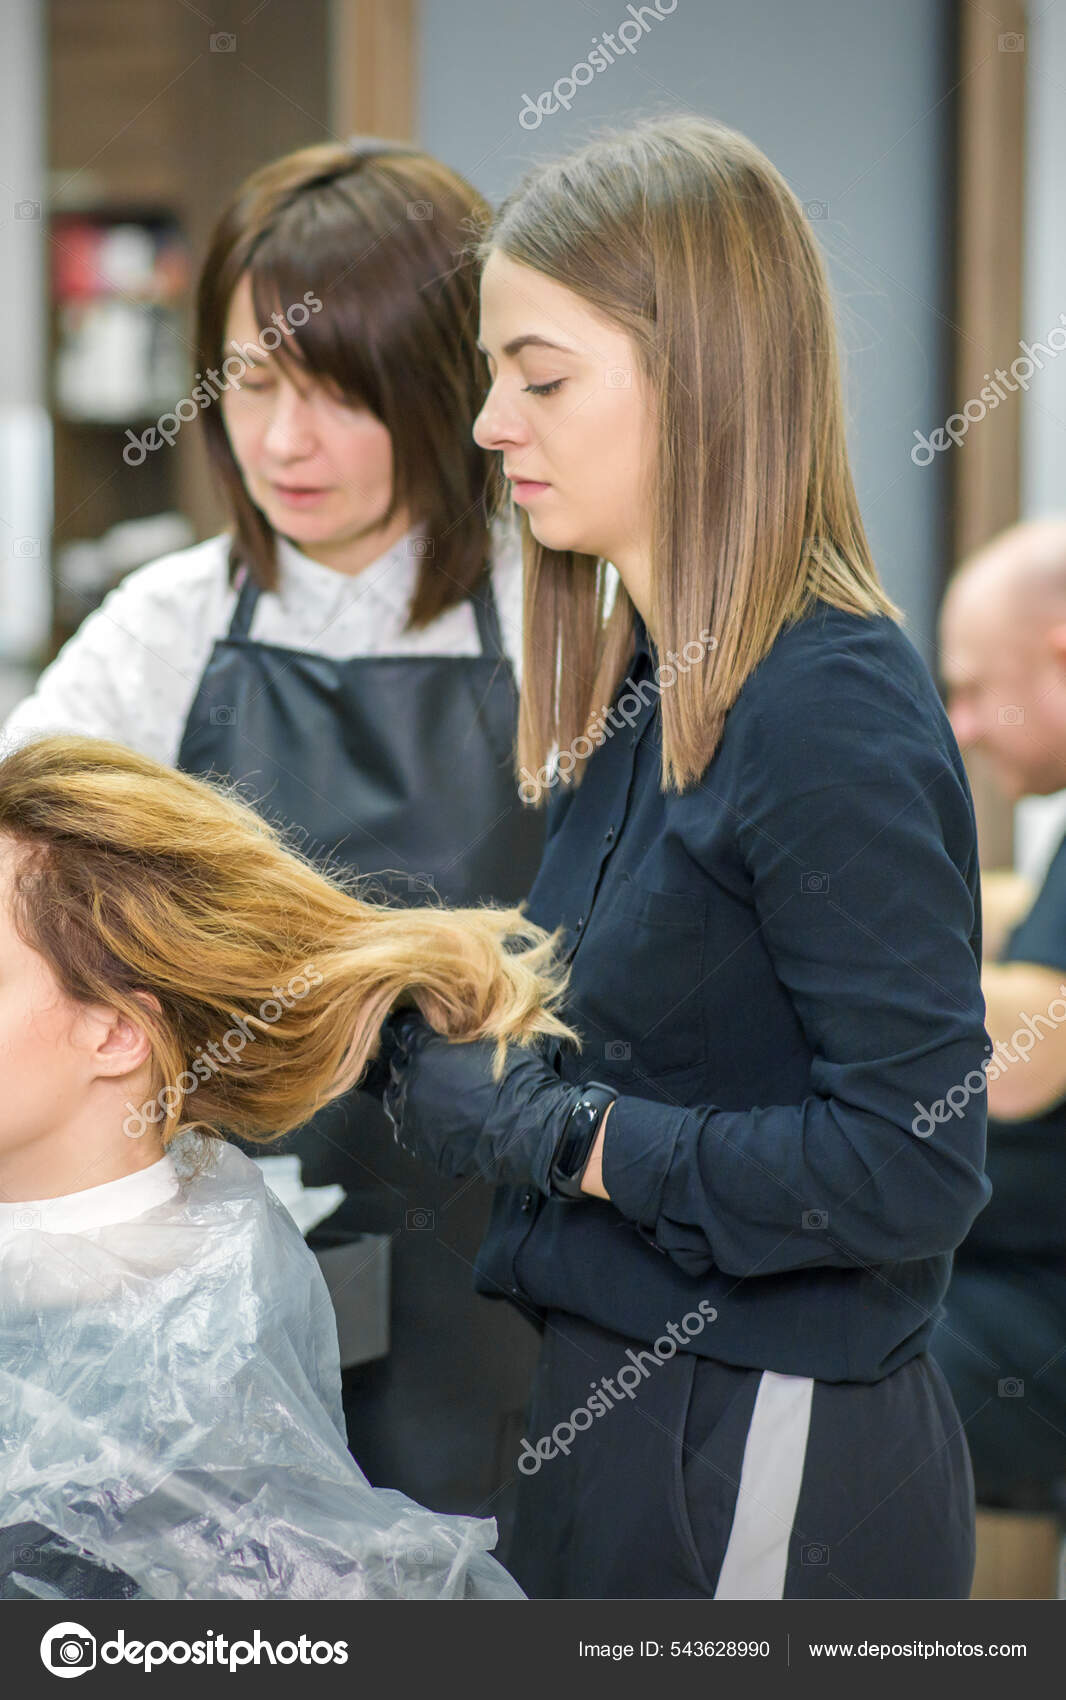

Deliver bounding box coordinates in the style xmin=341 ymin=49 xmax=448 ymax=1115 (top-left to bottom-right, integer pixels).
xmin=356 ymin=1013 xmax=410 ymax=1104
xmin=382 ymin=1010 xmax=592 ymax=1195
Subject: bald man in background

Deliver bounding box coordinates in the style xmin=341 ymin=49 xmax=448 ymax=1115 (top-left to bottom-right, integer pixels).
xmin=935 ymin=517 xmax=1066 ymax=1512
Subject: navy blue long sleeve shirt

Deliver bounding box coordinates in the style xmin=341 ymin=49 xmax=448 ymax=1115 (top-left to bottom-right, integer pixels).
xmin=474 ymin=599 xmax=993 ymax=1382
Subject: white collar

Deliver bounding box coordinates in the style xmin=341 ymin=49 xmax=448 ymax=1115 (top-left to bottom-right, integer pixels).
xmin=274 ymin=525 xmax=424 ymax=617
xmin=0 ymin=1150 xmax=180 ymax=1239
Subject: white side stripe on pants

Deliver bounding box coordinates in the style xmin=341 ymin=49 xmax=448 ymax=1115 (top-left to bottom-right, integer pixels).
xmin=713 ymin=1370 xmax=815 ymax=1600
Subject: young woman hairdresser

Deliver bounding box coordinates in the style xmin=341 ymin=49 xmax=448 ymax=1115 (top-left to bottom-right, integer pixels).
xmin=0 ymin=139 xmax=544 ymax=1536
xmin=371 ymin=115 xmax=994 ymax=1600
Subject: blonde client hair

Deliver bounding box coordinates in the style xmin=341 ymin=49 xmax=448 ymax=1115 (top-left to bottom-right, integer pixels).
xmin=0 ymin=734 xmax=579 ymax=1158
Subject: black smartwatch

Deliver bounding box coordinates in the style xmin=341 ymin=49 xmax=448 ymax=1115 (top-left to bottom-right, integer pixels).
xmin=549 ymin=1082 xmax=618 ymax=1200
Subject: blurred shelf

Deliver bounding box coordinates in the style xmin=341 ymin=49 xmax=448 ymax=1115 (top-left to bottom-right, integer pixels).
xmin=44 ymin=0 xmax=332 ymax=661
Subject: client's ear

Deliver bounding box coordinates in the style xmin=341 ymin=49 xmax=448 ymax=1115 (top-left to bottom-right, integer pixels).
xmin=75 ymin=988 xmax=162 ymax=1081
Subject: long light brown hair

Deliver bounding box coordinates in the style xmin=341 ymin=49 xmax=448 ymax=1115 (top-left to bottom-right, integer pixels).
xmin=0 ymin=735 xmax=578 ymax=1158
xmin=480 ymin=114 xmax=904 ymax=798
xmin=196 ymin=139 xmax=502 ymax=625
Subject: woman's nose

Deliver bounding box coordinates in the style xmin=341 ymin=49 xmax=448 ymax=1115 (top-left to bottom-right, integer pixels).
xmin=262 ymin=385 xmax=318 ymax=458
xmin=473 ymin=382 xmax=523 ymax=452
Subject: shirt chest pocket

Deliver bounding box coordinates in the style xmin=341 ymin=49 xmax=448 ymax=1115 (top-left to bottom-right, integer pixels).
xmin=574 ymin=874 xmax=709 ymax=1079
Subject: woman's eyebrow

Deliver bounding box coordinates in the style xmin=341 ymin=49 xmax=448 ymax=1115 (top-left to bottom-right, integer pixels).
xmin=476 ymin=334 xmax=579 ymax=358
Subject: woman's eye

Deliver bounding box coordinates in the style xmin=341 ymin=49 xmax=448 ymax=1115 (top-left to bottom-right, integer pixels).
xmin=522 ymin=379 xmax=564 ymax=397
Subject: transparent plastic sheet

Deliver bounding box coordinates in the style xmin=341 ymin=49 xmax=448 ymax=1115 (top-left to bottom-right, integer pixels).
xmin=0 ymin=1133 xmax=525 ymax=1601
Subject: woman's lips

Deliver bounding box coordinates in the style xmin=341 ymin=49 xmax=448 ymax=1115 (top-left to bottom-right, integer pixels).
xmin=510 ymin=479 xmax=550 ymax=504
xmin=270 ymin=483 xmax=331 ymax=507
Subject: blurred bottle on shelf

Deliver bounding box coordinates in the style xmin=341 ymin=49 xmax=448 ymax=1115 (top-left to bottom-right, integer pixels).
xmin=51 ymin=214 xmax=191 ymax=424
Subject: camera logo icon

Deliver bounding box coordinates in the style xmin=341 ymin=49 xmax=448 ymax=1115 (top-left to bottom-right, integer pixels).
xmin=801 ymin=870 xmax=828 ymax=894
xmin=209 ymin=704 xmax=237 ymax=725
xmin=998 ymin=1377 xmax=1024 ymax=1398
xmin=40 ymin=1621 xmax=96 ymax=1677
xmin=604 ymin=1040 xmax=631 ymax=1061
xmin=403 ymin=872 xmax=439 ymax=899
xmin=406 ymin=537 xmax=435 ymax=557
xmin=405 ymin=1207 xmax=435 ymax=1231
xmin=802 ymin=1209 xmax=828 ymax=1230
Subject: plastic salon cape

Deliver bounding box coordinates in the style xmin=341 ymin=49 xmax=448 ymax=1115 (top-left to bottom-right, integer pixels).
xmin=0 ymin=1132 xmax=524 ymax=1601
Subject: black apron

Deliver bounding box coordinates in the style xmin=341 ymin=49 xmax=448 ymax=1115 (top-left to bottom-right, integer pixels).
xmin=176 ymin=558 xmax=545 ymax=1533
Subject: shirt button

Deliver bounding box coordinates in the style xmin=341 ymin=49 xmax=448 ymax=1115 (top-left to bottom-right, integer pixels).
xmin=574 ymin=915 xmax=585 ymax=932
xmin=604 ymin=825 xmax=616 ymax=842
xmin=520 ymin=1189 xmax=535 ymax=1213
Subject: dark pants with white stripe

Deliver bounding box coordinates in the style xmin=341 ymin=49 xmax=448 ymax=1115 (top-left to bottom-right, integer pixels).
xmin=508 ymin=1310 xmax=977 ymax=1599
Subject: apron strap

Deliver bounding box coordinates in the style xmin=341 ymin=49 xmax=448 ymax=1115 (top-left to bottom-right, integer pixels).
xmin=226 ymin=565 xmax=260 ymax=639
xmin=469 ymin=565 xmax=508 ymax=663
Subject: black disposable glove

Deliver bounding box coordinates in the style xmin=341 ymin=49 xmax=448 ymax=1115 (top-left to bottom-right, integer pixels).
xmin=381 ymin=1009 xmax=597 ymax=1195
xmin=356 ymin=1011 xmax=410 ymax=1104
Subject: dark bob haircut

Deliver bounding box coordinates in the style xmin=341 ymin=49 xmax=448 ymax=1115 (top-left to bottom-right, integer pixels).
xmin=195 ymin=137 xmax=499 ymax=627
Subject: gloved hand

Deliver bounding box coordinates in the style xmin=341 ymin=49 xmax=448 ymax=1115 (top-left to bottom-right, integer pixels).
xmin=381 ymin=1009 xmax=593 ymax=1195
xmin=356 ymin=1010 xmax=411 ymax=1103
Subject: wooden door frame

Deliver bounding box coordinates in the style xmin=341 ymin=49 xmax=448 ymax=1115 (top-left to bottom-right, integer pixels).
xmin=951 ymin=0 xmax=1028 ymax=867
xmin=329 ymin=0 xmax=417 ymax=142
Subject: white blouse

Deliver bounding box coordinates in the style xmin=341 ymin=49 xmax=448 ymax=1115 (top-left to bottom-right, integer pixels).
xmin=0 ymin=520 xmax=525 ymax=770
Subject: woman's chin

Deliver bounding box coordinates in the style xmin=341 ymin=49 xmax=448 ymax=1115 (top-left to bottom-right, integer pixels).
xmin=524 ymin=515 xmax=587 ymax=556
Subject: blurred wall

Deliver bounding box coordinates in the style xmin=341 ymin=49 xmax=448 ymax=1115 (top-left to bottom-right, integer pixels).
xmin=1014 ymin=1 xmax=1066 ymax=880
xmin=0 ymin=0 xmax=51 ymax=675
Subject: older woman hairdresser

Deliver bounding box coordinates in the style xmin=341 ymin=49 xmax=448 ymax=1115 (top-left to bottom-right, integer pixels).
xmin=0 ymin=733 xmax=579 ymax=1602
